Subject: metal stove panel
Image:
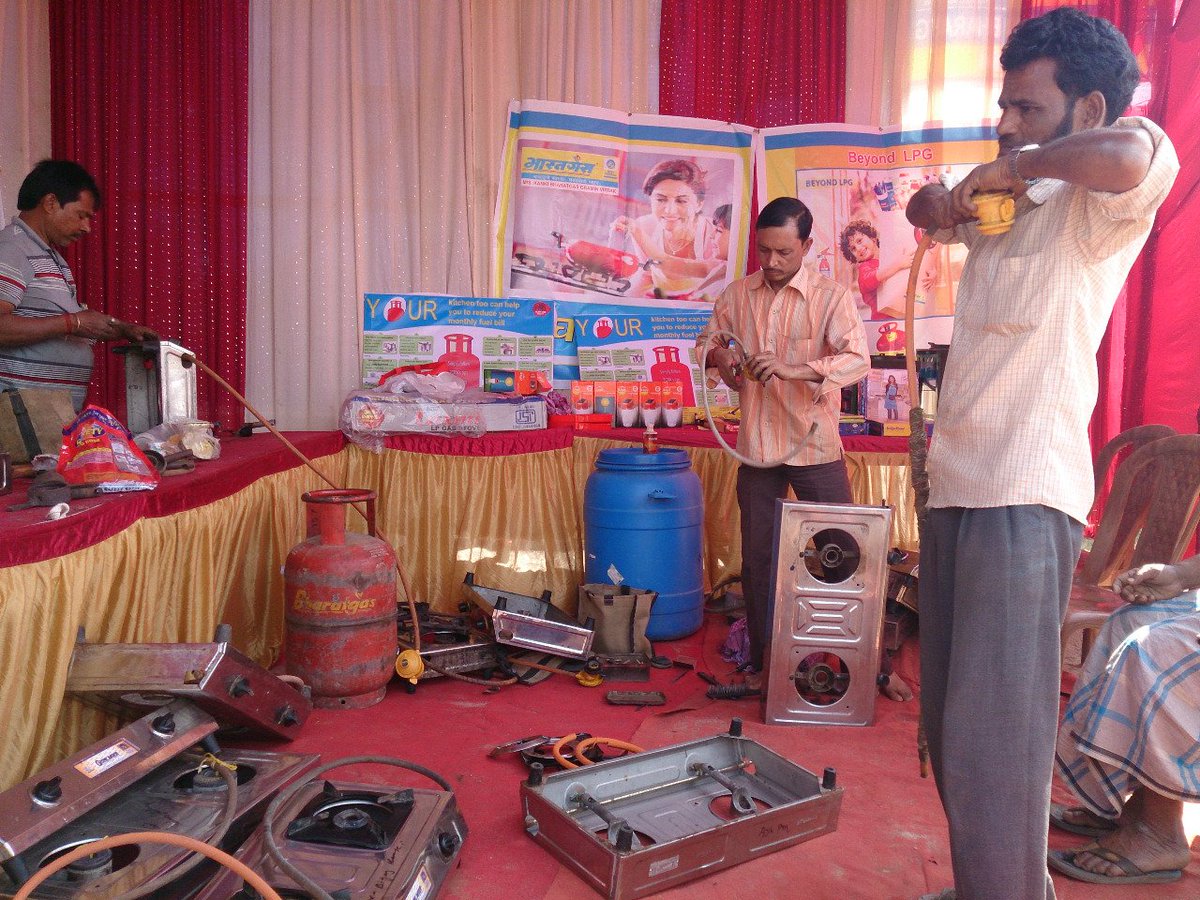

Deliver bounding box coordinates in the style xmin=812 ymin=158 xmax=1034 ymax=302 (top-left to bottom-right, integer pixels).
xmin=521 ymin=723 xmax=841 ymax=900
xmin=0 ymin=701 xmax=216 ymax=867
xmin=0 ymin=746 xmax=318 ymax=899
xmin=193 ymin=781 xmax=466 ymax=900
xmin=67 ymin=633 xmax=311 ymax=741
xmin=765 ymin=501 xmax=892 ymax=727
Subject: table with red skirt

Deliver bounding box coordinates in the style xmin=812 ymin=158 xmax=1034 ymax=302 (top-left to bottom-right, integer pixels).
xmin=0 ymin=425 xmax=913 ymax=788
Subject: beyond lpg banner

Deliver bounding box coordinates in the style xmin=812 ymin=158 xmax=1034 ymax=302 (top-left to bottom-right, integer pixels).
xmin=755 ymin=124 xmax=997 ymax=352
xmin=558 ymin=301 xmax=736 ymax=407
xmin=361 ymin=294 xmax=554 ymax=388
xmin=493 ymin=100 xmax=754 ymax=306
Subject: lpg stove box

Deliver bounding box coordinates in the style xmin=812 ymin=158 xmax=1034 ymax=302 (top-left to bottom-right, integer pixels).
xmin=342 ymin=389 xmax=546 ymax=438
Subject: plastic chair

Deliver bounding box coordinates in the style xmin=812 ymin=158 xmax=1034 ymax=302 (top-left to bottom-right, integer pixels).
xmin=1062 ymin=433 xmax=1200 ymax=664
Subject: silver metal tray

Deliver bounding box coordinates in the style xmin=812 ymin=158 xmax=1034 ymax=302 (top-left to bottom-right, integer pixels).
xmin=521 ymin=719 xmax=842 ymax=899
xmin=462 ymin=573 xmax=594 ymax=659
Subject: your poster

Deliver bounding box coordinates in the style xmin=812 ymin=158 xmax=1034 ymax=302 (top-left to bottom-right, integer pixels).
xmin=494 ymin=100 xmax=755 ymax=306
xmin=564 ymin=301 xmax=736 ymax=407
xmin=755 ymin=124 xmax=998 ymax=352
xmin=361 ymin=294 xmax=555 ymax=388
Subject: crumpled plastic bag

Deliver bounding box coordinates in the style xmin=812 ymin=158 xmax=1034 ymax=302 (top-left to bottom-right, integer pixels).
xmin=133 ymin=419 xmax=221 ymax=460
xmin=378 ymin=370 xmax=466 ymax=401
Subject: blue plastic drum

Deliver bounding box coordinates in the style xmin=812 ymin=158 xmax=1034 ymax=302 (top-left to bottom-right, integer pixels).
xmin=583 ymin=447 xmax=704 ymax=640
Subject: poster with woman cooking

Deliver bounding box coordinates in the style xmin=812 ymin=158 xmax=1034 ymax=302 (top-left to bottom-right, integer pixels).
xmin=754 ymin=123 xmax=998 ymax=352
xmin=493 ymin=100 xmax=754 ymax=306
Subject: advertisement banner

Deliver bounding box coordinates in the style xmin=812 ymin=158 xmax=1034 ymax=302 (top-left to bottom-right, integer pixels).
xmin=755 ymin=124 xmax=997 ymax=352
xmin=493 ymin=100 xmax=755 ymax=306
xmin=361 ymin=294 xmax=555 ymax=388
xmin=564 ymin=300 xmax=736 ymax=407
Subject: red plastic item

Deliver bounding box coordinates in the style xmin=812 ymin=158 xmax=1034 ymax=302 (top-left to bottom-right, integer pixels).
xmin=377 ymin=360 xmax=450 ymax=386
xmin=283 ymin=489 xmax=398 ymax=709
xmin=566 ymin=241 xmax=640 ymax=278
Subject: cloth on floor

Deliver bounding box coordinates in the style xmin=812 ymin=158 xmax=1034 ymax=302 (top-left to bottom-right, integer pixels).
xmin=718 ymin=616 xmax=751 ymax=669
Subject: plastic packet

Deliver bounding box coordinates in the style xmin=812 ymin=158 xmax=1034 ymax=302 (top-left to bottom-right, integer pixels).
xmin=133 ymin=419 xmax=221 ymax=460
xmin=58 ymin=405 xmax=159 ymax=491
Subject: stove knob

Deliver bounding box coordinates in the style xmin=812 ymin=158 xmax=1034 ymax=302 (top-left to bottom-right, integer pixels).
xmin=437 ymin=831 xmax=461 ymax=859
xmin=228 ymin=675 xmax=253 ymax=698
xmin=275 ymin=705 xmax=299 ymax=727
xmin=151 ymin=712 xmax=176 ymax=736
xmin=32 ymin=776 xmax=62 ymax=806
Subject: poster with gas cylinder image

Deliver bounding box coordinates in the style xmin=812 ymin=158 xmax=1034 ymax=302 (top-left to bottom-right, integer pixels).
xmin=755 ymin=123 xmax=1000 ymax=354
xmin=361 ymin=294 xmax=554 ymax=388
xmin=494 ymin=100 xmax=754 ymax=306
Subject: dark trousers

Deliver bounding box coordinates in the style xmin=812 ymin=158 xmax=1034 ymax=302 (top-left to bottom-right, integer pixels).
xmin=736 ymin=459 xmax=853 ymax=671
xmin=920 ymin=505 xmax=1082 ymax=900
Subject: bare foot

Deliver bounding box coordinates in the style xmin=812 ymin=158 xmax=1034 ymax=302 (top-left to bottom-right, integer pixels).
xmin=1068 ymin=818 xmax=1190 ymax=879
xmin=1054 ymin=806 xmax=1115 ymax=833
xmin=880 ymin=672 xmax=913 ymax=702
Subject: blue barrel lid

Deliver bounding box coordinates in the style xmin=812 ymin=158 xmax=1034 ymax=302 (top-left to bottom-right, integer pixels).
xmin=594 ymin=447 xmax=693 ymax=472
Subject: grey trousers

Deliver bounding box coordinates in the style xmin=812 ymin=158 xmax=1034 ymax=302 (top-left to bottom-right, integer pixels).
xmin=920 ymin=506 xmax=1082 ymax=900
xmin=736 ymin=459 xmax=853 ymax=672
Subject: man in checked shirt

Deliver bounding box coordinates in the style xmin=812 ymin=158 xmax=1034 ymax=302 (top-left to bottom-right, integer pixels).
xmin=697 ymin=196 xmax=871 ymax=694
xmin=904 ymin=8 xmax=1179 ymax=899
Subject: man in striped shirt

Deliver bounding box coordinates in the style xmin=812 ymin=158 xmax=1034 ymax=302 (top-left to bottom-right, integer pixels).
xmin=0 ymin=160 xmax=155 ymax=410
xmin=697 ymin=197 xmax=870 ymax=690
xmin=905 ymin=9 xmax=1179 ymax=899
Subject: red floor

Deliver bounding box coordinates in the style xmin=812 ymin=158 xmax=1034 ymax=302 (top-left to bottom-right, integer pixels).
xmin=269 ymin=612 xmax=1200 ymax=899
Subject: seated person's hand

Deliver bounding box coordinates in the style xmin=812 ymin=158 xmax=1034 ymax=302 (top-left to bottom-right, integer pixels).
xmin=1112 ymin=562 xmax=1185 ymax=605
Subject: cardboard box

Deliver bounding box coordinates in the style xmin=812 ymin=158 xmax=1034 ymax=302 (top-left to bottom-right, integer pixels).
xmin=592 ymin=381 xmax=616 ymax=425
xmin=660 ymin=382 xmax=684 ymax=427
xmin=345 ymin=393 xmax=546 ymax=435
xmin=868 ymin=419 xmax=911 ymax=437
xmin=615 ymin=382 xmax=640 ymax=427
xmin=839 ymin=418 xmax=869 ymax=436
xmin=571 ymin=381 xmax=594 ymax=415
xmin=486 ymin=369 xmax=552 ymax=396
xmin=638 ymin=382 xmax=663 ymax=429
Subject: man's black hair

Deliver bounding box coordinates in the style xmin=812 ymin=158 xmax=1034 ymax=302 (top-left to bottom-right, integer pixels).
xmin=16 ymin=160 xmax=102 ymax=211
xmin=1000 ymin=7 xmax=1139 ymax=125
xmin=756 ymin=196 xmax=813 ymax=240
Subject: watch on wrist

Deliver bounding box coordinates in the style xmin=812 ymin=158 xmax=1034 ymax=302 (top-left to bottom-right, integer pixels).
xmin=1008 ymin=144 xmax=1040 ymax=187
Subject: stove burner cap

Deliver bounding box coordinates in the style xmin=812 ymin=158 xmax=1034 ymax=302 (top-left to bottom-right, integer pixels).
xmin=173 ymin=763 xmax=257 ymax=792
xmin=332 ymin=808 xmax=371 ymax=831
xmin=191 ymin=767 xmax=227 ymax=792
xmin=66 ymin=849 xmax=112 ymax=882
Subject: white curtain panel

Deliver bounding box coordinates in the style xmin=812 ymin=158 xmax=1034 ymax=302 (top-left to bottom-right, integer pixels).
xmin=845 ymin=0 xmax=1020 ymax=129
xmin=0 ymin=0 xmax=51 ymax=215
xmin=247 ymin=0 xmax=660 ymax=430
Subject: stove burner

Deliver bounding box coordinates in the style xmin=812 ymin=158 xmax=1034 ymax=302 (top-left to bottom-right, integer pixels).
xmin=39 ymin=839 xmax=139 ymax=883
xmin=286 ymin=784 xmax=414 ymax=851
xmin=173 ymin=763 xmax=257 ymax=793
xmin=64 ymin=849 xmax=112 ymax=883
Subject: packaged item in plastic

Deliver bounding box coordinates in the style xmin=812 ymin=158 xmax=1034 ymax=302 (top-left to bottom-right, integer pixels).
xmin=57 ymin=405 xmax=159 ymax=491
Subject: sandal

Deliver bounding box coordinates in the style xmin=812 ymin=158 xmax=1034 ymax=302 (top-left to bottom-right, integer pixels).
xmin=1049 ymin=802 xmax=1117 ymax=838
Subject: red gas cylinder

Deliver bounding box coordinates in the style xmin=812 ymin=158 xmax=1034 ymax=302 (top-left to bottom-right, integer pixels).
xmin=284 ymin=489 xmax=398 ymax=709
xmin=650 ymin=345 xmax=695 ymax=405
xmin=438 ymin=333 xmax=481 ymax=389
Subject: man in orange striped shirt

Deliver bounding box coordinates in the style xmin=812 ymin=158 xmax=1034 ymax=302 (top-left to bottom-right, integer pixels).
xmin=697 ymin=197 xmax=870 ymax=687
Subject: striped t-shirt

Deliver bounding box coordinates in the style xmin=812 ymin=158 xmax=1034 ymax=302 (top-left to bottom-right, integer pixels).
xmin=0 ymin=217 xmax=93 ymax=408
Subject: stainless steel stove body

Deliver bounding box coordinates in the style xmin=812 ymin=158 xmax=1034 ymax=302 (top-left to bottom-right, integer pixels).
xmin=66 ymin=627 xmax=311 ymax=741
xmin=463 ymin=572 xmax=594 ymax=659
xmin=116 ymin=339 xmax=198 ymax=434
xmin=194 ymin=780 xmax=466 ymax=900
xmin=765 ymin=500 xmax=892 ymax=726
xmin=521 ymin=720 xmax=842 ymax=899
xmin=0 ymin=702 xmax=317 ymax=899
